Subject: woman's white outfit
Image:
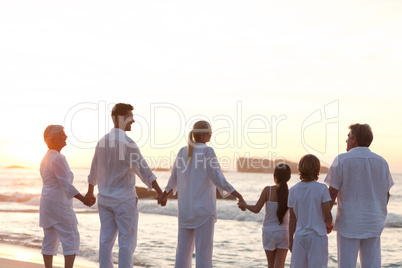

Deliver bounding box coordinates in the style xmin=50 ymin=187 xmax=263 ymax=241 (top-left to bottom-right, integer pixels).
xmin=40 ymin=149 xmax=80 ymax=255
xmin=165 ymin=144 xmax=236 ymax=268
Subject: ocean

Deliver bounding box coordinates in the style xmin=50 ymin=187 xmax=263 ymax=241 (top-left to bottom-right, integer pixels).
xmin=0 ymin=167 xmax=401 ymax=267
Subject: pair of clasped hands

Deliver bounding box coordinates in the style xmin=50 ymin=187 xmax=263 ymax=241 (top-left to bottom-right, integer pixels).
xmin=82 ymin=193 xmax=97 ymax=207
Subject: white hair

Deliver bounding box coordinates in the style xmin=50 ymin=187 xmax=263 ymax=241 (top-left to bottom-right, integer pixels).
xmin=43 ymin=125 xmax=64 ymax=146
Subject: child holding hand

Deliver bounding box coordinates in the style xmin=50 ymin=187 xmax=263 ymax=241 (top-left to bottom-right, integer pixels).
xmin=238 ymin=163 xmax=291 ymax=268
xmin=288 ymin=154 xmax=333 ymax=268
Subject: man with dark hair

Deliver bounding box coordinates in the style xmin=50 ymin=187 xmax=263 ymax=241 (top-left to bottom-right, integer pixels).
xmin=86 ymin=103 xmax=163 ymax=268
xmin=325 ymin=123 xmax=394 ymax=268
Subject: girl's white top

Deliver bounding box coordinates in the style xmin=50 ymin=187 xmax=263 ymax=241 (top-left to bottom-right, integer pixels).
xmin=165 ymin=144 xmax=235 ymax=228
xmin=262 ymin=186 xmax=289 ymax=232
xmin=39 ymin=149 xmax=79 ymax=228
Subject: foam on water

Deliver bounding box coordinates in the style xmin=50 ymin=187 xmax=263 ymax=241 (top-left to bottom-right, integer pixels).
xmin=0 ymin=168 xmax=401 ymax=267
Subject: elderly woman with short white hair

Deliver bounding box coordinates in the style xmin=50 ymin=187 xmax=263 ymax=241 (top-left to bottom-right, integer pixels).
xmin=39 ymin=125 xmax=95 ymax=268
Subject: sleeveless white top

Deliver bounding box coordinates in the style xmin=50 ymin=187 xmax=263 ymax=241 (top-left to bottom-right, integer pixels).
xmin=262 ymin=186 xmax=289 ymax=232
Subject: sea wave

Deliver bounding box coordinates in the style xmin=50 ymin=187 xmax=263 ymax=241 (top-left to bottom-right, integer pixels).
xmin=0 ymin=193 xmax=39 ymax=203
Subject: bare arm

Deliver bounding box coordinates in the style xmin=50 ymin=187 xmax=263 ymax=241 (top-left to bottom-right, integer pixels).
xmin=242 ymin=187 xmax=268 ymax=214
xmin=230 ymin=190 xmax=245 ymax=203
xmin=288 ymin=208 xmax=296 ymax=253
xmin=322 ymin=201 xmax=333 ymax=233
xmin=152 ymin=180 xmax=163 ymax=196
xmin=328 ymin=186 xmax=339 ymax=209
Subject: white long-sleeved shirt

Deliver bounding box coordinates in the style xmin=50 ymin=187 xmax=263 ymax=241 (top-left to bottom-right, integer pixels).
xmin=165 ymin=144 xmax=235 ymax=229
xmin=39 ymin=149 xmax=79 ymax=228
xmin=88 ymin=128 xmax=157 ymax=206
xmin=324 ymin=147 xmax=394 ymax=238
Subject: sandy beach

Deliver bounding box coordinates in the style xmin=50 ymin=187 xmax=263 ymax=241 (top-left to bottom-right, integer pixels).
xmin=0 ymin=243 xmax=98 ymax=268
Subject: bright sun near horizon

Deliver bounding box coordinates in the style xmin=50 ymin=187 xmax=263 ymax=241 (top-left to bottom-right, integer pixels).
xmin=0 ymin=0 xmax=402 ymax=172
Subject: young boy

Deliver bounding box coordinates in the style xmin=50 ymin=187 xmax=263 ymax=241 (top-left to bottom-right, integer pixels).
xmin=288 ymin=154 xmax=333 ymax=268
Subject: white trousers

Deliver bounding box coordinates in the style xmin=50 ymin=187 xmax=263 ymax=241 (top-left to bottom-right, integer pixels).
xmin=42 ymin=223 xmax=80 ymax=256
xmin=290 ymin=233 xmax=328 ymax=268
xmin=337 ymin=234 xmax=381 ymax=268
xmin=175 ymin=216 xmax=215 ymax=268
xmin=98 ymin=198 xmax=138 ymax=268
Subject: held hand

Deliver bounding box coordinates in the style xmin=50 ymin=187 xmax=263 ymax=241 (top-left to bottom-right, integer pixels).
xmin=82 ymin=196 xmax=93 ymax=207
xmin=237 ymin=201 xmax=247 ymax=211
xmin=85 ymin=193 xmax=96 ymax=207
xmin=326 ymin=225 xmax=334 ymax=234
xmin=156 ymin=193 xmax=167 ymax=207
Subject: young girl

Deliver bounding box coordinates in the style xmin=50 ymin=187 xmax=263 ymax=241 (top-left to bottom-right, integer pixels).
xmin=238 ymin=163 xmax=291 ymax=268
xmin=288 ymin=154 xmax=333 ymax=268
xmin=158 ymin=120 xmax=245 ymax=268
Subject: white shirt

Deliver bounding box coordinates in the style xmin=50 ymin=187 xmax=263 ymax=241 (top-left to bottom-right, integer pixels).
xmin=324 ymin=147 xmax=394 ymax=238
xmin=88 ymin=128 xmax=157 ymax=206
xmin=288 ymin=181 xmax=331 ymax=236
xmin=39 ymin=149 xmax=79 ymax=228
xmin=165 ymin=144 xmax=236 ymax=228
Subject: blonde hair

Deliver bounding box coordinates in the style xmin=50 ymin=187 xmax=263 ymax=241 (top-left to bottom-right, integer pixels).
xmin=44 ymin=125 xmax=64 ymax=147
xmin=187 ymin=120 xmax=211 ymax=162
xmin=298 ymin=154 xmax=320 ymax=182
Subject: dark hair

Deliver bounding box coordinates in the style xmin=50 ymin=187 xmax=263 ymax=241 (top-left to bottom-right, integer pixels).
xmin=349 ymin=123 xmax=373 ymax=147
xmin=274 ymin=163 xmax=291 ymax=224
xmin=187 ymin=120 xmax=211 ymax=162
xmin=111 ymin=103 xmax=134 ymax=124
xmin=298 ymin=154 xmax=320 ymax=182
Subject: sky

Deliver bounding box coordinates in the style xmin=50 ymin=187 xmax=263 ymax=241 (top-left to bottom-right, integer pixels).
xmin=1 ymin=0 xmax=401 ymax=172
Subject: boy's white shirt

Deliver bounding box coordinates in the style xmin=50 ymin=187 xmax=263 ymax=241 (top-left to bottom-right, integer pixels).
xmin=288 ymin=180 xmax=331 ymax=236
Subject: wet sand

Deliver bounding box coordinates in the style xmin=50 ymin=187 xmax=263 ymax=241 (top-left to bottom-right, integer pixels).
xmin=0 ymin=243 xmax=97 ymax=268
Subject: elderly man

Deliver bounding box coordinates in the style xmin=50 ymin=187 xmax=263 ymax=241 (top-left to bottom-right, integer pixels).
xmin=86 ymin=103 xmax=163 ymax=268
xmin=325 ymin=123 xmax=394 ymax=268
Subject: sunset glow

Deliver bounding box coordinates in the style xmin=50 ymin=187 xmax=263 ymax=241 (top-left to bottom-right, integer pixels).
xmin=0 ymin=0 xmax=401 ymax=172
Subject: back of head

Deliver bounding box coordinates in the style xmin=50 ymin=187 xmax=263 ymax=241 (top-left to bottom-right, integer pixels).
xmin=349 ymin=123 xmax=373 ymax=147
xmin=298 ymin=154 xmax=320 ymax=182
xmin=274 ymin=163 xmax=291 ymax=224
xmin=187 ymin=120 xmax=211 ymax=161
xmin=274 ymin=163 xmax=291 ymax=184
xmin=111 ymin=103 xmax=134 ymax=125
xmin=43 ymin=125 xmax=64 ymax=148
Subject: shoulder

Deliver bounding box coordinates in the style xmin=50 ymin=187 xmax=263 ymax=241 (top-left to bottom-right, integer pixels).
xmin=316 ymin=181 xmax=328 ymax=189
xmin=262 ymin=186 xmax=270 ymax=194
xmin=47 ymin=150 xmax=64 ymax=162
xmin=312 ymin=181 xmax=329 ymax=193
xmin=178 ymin=146 xmax=187 ymax=155
xmin=368 ymin=150 xmax=388 ymax=164
xmin=204 ymin=146 xmax=216 ymax=157
xmin=289 ymin=182 xmax=300 ymax=192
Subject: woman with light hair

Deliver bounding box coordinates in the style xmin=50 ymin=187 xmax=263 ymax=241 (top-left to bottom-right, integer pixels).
xmin=40 ymin=125 xmax=95 ymax=268
xmin=158 ymin=120 xmax=245 ymax=268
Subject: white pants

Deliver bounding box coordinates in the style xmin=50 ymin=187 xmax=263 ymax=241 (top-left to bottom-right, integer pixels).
xmin=337 ymin=234 xmax=381 ymax=268
xmin=175 ymin=216 xmax=215 ymax=268
xmin=98 ymin=198 xmax=139 ymax=268
xmin=42 ymin=223 xmax=79 ymax=256
xmin=290 ymin=233 xmax=328 ymax=268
